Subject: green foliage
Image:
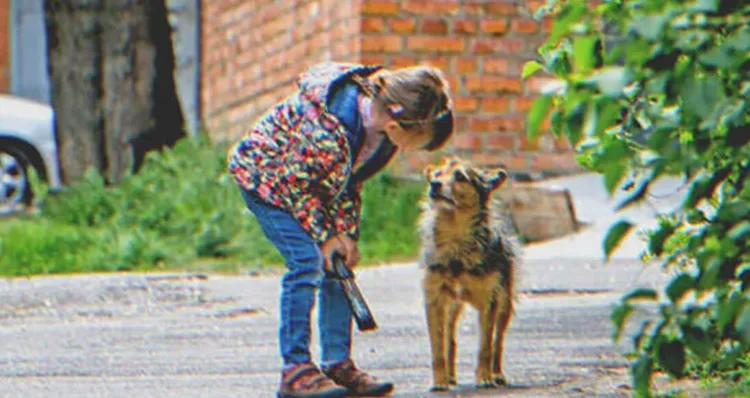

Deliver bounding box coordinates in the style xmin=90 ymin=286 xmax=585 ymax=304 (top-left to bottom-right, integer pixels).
xmin=525 ymin=0 xmax=750 ymax=395
xmin=0 ymin=136 xmax=426 ymax=276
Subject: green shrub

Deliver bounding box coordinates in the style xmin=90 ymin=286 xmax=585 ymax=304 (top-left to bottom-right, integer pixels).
xmin=526 ymin=0 xmax=749 ymax=396
xmin=0 ymin=135 xmax=426 ymax=277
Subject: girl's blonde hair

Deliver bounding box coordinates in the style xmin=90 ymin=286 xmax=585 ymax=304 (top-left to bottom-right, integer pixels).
xmin=357 ymin=65 xmax=454 ymax=151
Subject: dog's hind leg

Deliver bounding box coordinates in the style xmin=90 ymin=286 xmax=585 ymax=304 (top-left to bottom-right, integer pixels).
xmin=424 ymin=272 xmax=451 ymax=391
xmin=492 ymin=292 xmax=512 ymax=386
xmin=446 ymin=301 xmax=463 ymax=386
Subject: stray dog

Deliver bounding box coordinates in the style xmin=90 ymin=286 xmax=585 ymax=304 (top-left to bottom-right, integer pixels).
xmin=418 ymin=156 xmax=520 ymax=391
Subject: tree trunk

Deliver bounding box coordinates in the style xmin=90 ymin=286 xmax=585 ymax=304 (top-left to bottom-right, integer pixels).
xmin=44 ymin=0 xmax=185 ymax=186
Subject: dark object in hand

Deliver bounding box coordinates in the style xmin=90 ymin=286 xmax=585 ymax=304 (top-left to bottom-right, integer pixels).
xmin=326 ymin=252 xmax=378 ymax=332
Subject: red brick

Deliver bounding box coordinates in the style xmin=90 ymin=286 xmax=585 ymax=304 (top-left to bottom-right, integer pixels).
xmin=444 ymin=74 xmax=462 ymax=92
xmin=422 ymin=56 xmax=451 ymax=71
xmin=471 ymin=38 xmax=524 ymax=54
xmin=403 ymin=1 xmax=460 ymax=15
xmin=361 ymin=54 xmax=387 ymax=65
xmin=519 ymin=136 xmax=542 ymax=151
xmin=362 ymin=35 xmax=403 ymax=52
xmin=466 ymin=76 xmax=523 ymax=94
xmin=361 ymin=17 xmax=386 ymax=33
xmin=453 ymin=134 xmax=483 ymax=150
xmin=480 ymin=97 xmax=510 ymax=113
xmin=389 ymin=18 xmax=417 ymax=33
xmin=408 ymin=153 xmax=434 ymax=171
xmin=486 ymin=134 xmax=516 ymax=150
xmin=407 ymin=36 xmax=465 ymax=53
xmin=471 ymin=153 xmax=521 ymax=168
xmin=420 ymin=19 xmax=449 ymax=34
xmin=391 ymin=55 xmax=419 ymax=68
xmin=484 ymin=58 xmax=510 ymax=74
xmin=485 ymin=3 xmax=517 ymax=15
xmin=452 ymin=96 xmax=479 ymax=113
xmin=543 ymin=17 xmax=554 ymax=33
xmin=463 ymin=2 xmax=483 ymax=15
xmin=453 ymin=19 xmax=478 ymax=34
xmin=531 ymin=153 xmax=581 ymax=171
xmin=511 ymin=18 xmax=540 ymax=34
xmin=454 ymin=58 xmax=478 ymax=74
xmin=480 ymin=19 xmax=509 ymax=35
xmin=512 ymin=97 xmax=534 ymax=113
xmin=553 ymin=137 xmax=573 ymax=151
xmin=362 ymin=1 xmax=401 ymax=15
xmin=468 ymin=116 xmax=525 ymax=132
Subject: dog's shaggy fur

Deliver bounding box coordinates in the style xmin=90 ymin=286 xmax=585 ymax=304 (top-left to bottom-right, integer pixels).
xmin=418 ymin=156 xmax=521 ymax=391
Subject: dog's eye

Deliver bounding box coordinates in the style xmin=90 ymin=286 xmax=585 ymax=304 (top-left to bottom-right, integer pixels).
xmin=454 ymin=171 xmax=467 ymax=182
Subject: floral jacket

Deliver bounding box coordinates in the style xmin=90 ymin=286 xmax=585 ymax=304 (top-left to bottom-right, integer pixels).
xmin=228 ymin=62 xmax=389 ymax=244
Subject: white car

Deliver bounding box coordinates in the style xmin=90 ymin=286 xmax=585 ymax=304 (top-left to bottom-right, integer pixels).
xmin=0 ymin=94 xmax=63 ymax=213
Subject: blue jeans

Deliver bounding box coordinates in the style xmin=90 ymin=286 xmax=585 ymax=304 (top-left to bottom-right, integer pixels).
xmin=240 ymin=188 xmax=353 ymax=367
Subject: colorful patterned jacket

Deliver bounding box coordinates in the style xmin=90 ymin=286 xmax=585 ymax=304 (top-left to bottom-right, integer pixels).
xmin=228 ymin=62 xmax=389 ymax=244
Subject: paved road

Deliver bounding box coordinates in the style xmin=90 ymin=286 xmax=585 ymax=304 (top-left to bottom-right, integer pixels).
xmin=0 ymin=256 xmax=669 ymax=398
xmin=0 ymin=173 xmax=689 ymax=397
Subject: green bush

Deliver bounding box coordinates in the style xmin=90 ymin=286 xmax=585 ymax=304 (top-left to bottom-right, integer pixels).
xmin=0 ymin=135 xmax=426 ymax=277
xmin=525 ymin=0 xmax=748 ymax=396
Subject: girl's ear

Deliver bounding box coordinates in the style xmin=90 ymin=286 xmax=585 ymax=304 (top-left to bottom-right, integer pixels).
xmin=484 ymin=168 xmax=508 ymax=191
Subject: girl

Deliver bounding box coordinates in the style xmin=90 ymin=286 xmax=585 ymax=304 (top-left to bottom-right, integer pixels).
xmin=228 ymin=62 xmax=454 ymax=398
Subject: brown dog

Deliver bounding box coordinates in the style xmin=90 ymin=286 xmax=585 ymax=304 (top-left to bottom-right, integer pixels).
xmin=418 ymin=156 xmax=520 ymax=391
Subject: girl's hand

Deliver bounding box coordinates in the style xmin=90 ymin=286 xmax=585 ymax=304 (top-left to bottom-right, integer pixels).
xmin=321 ymin=234 xmax=360 ymax=270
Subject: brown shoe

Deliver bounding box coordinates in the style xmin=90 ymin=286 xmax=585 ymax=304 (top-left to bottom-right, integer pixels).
xmin=278 ymin=362 xmax=348 ymax=398
xmin=322 ymin=359 xmax=394 ymax=397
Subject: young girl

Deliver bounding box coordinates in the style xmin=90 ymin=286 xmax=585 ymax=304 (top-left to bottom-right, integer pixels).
xmin=228 ymin=62 xmax=454 ymax=398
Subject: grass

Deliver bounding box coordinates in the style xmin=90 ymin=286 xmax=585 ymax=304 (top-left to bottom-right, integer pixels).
xmin=0 ymin=135 xmax=426 ymax=277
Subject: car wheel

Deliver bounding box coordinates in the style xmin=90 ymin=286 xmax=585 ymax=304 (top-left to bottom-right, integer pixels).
xmin=0 ymin=146 xmax=33 ymax=213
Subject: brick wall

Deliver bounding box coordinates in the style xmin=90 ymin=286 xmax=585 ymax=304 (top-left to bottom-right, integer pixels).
xmin=201 ymin=0 xmax=362 ymax=141
xmin=201 ymin=0 xmax=581 ymax=176
xmin=0 ymin=0 xmax=9 ymax=93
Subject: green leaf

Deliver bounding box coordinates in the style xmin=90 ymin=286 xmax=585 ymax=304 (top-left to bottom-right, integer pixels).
xmin=612 ymin=302 xmax=635 ymax=341
xmin=604 ymin=163 xmax=627 ymax=195
xmin=717 ymin=295 xmax=743 ymax=332
xmin=572 ymin=35 xmax=600 ymax=74
xmin=656 ymin=339 xmax=686 ymax=378
xmin=623 ymin=288 xmax=658 ymax=302
xmin=665 ymin=274 xmax=694 ymax=303
xmin=688 ymin=0 xmax=718 ymax=12
xmin=616 ymin=178 xmax=652 ymax=211
xmin=680 ymin=75 xmax=725 ymax=120
xmin=527 ymin=94 xmax=554 ymax=141
xmin=632 ymin=356 xmax=654 ymax=398
xmin=588 ymin=66 xmax=632 ymax=97
xmin=603 ymin=220 xmax=635 ymax=260
xmin=681 ymin=324 xmax=713 ymax=360
xmin=727 ymin=221 xmax=750 ymax=241
xmin=648 ymin=223 xmax=677 ymax=257
xmin=522 ymin=60 xmax=545 ymax=79
xmin=736 ymin=302 xmax=750 ymax=345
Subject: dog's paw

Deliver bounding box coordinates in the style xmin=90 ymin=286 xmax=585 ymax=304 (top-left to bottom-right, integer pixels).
xmin=429 ymin=384 xmax=451 ymax=392
xmin=493 ymin=374 xmax=508 ymax=386
xmin=475 ymin=379 xmax=498 ymax=389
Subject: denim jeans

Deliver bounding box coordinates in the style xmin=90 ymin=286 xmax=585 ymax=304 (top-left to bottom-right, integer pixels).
xmin=240 ymin=188 xmax=353 ymax=367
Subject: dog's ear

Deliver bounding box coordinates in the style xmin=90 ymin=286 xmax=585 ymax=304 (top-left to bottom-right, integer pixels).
xmin=423 ymin=164 xmax=435 ymax=179
xmin=484 ymin=168 xmax=508 ymax=191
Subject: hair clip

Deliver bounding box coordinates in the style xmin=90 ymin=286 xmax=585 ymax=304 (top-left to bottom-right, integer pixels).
xmin=387 ymin=103 xmax=405 ymax=116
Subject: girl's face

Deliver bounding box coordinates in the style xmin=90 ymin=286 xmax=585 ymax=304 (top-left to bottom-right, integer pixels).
xmin=382 ymin=121 xmax=431 ymax=151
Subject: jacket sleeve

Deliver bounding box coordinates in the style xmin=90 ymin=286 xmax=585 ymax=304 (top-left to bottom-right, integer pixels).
xmin=327 ymin=181 xmax=363 ymax=241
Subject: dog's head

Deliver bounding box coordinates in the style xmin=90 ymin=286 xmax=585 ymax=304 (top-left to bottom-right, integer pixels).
xmin=423 ymin=156 xmax=508 ymax=211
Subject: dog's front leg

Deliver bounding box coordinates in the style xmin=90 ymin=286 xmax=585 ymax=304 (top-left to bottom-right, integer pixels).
xmin=424 ymin=273 xmax=451 ymax=391
xmin=446 ymin=301 xmax=463 ymax=386
xmin=475 ymin=299 xmax=499 ymax=389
